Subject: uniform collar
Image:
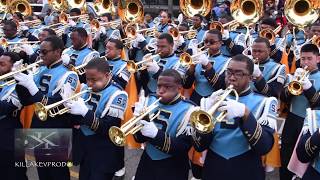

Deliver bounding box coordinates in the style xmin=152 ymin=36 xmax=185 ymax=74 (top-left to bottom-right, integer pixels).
xmin=7 ymin=34 xmax=18 ymax=40
xmin=48 ymin=60 xmax=62 ymax=69
xmin=108 ymin=56 xmax=121 ymax=61
xmin=229 ymin=86 xmax=252 ymax=97
xmin=209 ymin=51 xmax=221 ymax=58
xmin=310 ymin=69 xmax=319 ymax=75
xmin=73 ymin=44 xmax=88 ymax=51
xmin=160 ymin=94 xmax=182 ymax=105
xmin=259 ymin=57 xmax=271 ymax=65
xmin=161 ymin=53 xmax=174 ymax=59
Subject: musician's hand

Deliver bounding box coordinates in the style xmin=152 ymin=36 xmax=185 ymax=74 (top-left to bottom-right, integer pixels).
xmin=200 ymin=89 xmax=224 ymax=111
xmin=218 ymin=99 xmax=246 ymax=119
xmin=133 ymin=90 xmax=146 ymax=116
xmin=61 ymin=54 xmax=71 ymax=65
xmin=140 ymin=120 xmax=158 ymax=138
xmin=14 ymin=72 xmax=38 ymax=96
xmin=294 ymin=68 xmax=305 ymax=77
xmin=68 ymin=20 xmax=76 ymax=27
xmin=60 ymin=83 xmax=73 ymax=100
xmin=194 ymin=53 xmax=209 ymax=66
xmin=132 ymin=34 xmax=146 ymax=48
xmin=175 ymin=35 xmax=184 ymax=48
xmin=65 ymin=98 xmax=88 ymax=117
xmin=252 ymin=64 xmax=262 ymax=78
xmin=222 ymin=29 xmax=230 ymax=40
xmin=145 ymin=60 xmax=160 ymax=73
xmin=302 ymin=78 xmax=312 ymax=90
xmin=21 ymin=44 xmax=34 ymax=55
xmin=12 ymin=60 xmax=23 ymax=72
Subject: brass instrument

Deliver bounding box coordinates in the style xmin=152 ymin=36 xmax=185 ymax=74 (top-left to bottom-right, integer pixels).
xmin=118 ymin=0 xmax=144 ymax=23
xmin=190 ymin=85 xmax=239 ymax=133
xmin=48 ymin=0 xmax=86 ymax=12
xmin=94 ymin=0 xmax=116 ymax=16
xmin=230 ymin=0 xmax=264 ymax=26
xmin=169 ymin=27 xmax=197 ymax=40
xmin=90 ymin=19 xmax=121 ymax=32
xmin=179 ymin=48 xmax=208 ymax=67
xmin=0 ymin=38 xmax=40 ymax=48
xmin=288 ymin=66 xmax=310 ymax=96
xmin=8 ymin=0 xmax=32 ymax=16
xmin=259 ymin=25 xmax=282 ymax=44
xmin=0 ymin=0 xmax=7 ymax=14
xmin=109 ymin=98 xmax=162 ymax=146
xmin=0 ymin=60 xmax=43 ymax=88
xmin=311 ymin=35 xmax=320 ymax=47
xmin=179 ymin=0 xmax=212 ymax=18
xmin=209 ymin=20 xmax=239 ymax=33
xmin=17 ymin=19 xmax=43 ymax=28
xmin=284 ymin=0 xmax=319 ymax=28
xmin=59 ymin=12 xmax=89 ymax=24
xmin=127 ymin=53 xmax=161 ymax=73
xmin=34 ymin=88 xmax=92 ymax=121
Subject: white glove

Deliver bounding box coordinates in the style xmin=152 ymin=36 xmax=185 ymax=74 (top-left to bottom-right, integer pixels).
xmin=174 ymin=35 xmax=184 ymax=48
xmin=145 ymin=60 xmax=160 ymax=73
xmin=140 ymin=120 xmax=158 ymax=138
xmin=218 ymin=99 xmax=246 ymax=119
xmin=222 ymin=29 xmax=230 ymax=40
xmin=194 ymin=53 xmax=209 ymax=66
xmin=253 ymin=64 xmax=262 ymax=78
xmin=13 ymin=72 xmax=38 ymax=96
xmin=68 ymin=20 xmax=76 ymax=27
xmin=234 ymin=33 xmax=246 ymax=47
xmin=21 ymin=44 xmax=34 ymax=55
xmin=132 ymin=33 xmax=146 ymax=48
xmin=133 ymin=90 xmax=146 ymax=116
xmin=302 ymin=78 xmax=312 ymax=90
xmin=20 ymin=25 xmax=29 ymax=31
xmin=200 ymin=89 xmax=224 ymax=111
xmin=61 ymin=54 xmax=71 ymax=65
xmin=93 ymin=28 xmax=101 ymax=40
xmin=12 ymin=60 xmax=23 ymax=72
xmin=294 ymin=68 xmax=305 ymax=77
xmin=60 ymin=83 xmax=74 ymax=100
xmin=65 ymin=98 xmax=88 ymax=117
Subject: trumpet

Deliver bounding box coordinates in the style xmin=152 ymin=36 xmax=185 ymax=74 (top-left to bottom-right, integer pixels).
xmin=169 ymin=27 xmax=197 ymax=40
xmin=90 ymin=19 xmax=121 ymax=32
xmin=179 ymin=48 xmax=208 ymax=67
xmin=288 ymin=66 xmax=310 ymax=96
xmin=0 ymin=60 xmax=43 ymax=88
xmin=127 ymin=53 xmax=161 ymax=73
xmin=209 ymin=20 xmax=239 ymax=33
xmin=34 ymin=88 xmax=92 ymax=121
xmin=259 ymin=25 xmax=282 ymax=44
xmin=0 ymin=38 xmax=40 ymax=48
xmin=190 ymin=85 xmax=239 ymax=133
xmin=109 ymin=98 xmax=162 ymax=146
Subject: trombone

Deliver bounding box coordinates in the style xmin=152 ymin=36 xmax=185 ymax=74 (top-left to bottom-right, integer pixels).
xmin=59 ymin=12 xmax=89 ymax=24
xmin=169 ymin=27 xmax=197 ymax=40
xmin=288 ymin=66 xmax=310 ymax=96
xmin=179 ymin=48 xmax=208 ymax=67
xmin=0 ymin=38 xmax=40 ymax=48
xmin=127 ymin=53 xmax=161 ymax=73
xmin=190 ymin=85 xmax=239 ymax=133
xmin=34 ymin=87 xmax=92 ymax=121
xmin=109 ymin=98 xmax=162 ymax=146
xmin=0 ymin=60 xmax=43 ymax=88
xmin=90 ymin=19 xmax=121 ymax=32
xmin=209 ymin=20 xmax=239 ymax=33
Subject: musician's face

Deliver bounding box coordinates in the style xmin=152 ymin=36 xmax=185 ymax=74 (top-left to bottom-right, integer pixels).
xmin=70 ymin=32 xmax=87 ymax=50
xmin=192 ymin=16 xmax=201 ymax=28
xmin=310 ymin=25 xmax=320 ymax=37
xmin=160 ymin=12 xmax=169 ymax=24
xmin=252 ymin=42 xmax=270 ymax=62
xmin=156 ymin=75 xmax=181 ymax=103
xmin=105 ymin=42 xmax=121 ymax=59
xmin=3 ymin=25 xmax=16 ymax=38
xmin=300 ymin=52 xmax=320 ymax=71
xmin=260 ymin=24 xmax=273 ymax=30
xmin=38 ymin=31 xmax=50 ymax=42
xmin=85 ymin=68 xmax=111 ymax=92
xmin=204 ymin=33 xmax=222 ymax=54
xmin=156 ymin=38 xmax=173 ymax=57
xmin=0 ymin=55 xmax=13 ymax=75
xmin=39 ymin=41 xmax=61 ymax=66
xmin=145 ymin=14 xmax=152 ymax=23
xmin=225 ymin=60 xmax=252 ymax=93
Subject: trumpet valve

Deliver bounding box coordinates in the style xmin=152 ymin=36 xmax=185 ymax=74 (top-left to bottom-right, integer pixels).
xmin=34 ymin=102 xmax=48 ymax=121
xmin=109 ymin=126 xmax=126 ymax=146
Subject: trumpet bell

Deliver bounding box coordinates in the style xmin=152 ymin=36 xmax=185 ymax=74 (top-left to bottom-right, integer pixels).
xmin=284 ymin=0 xmax=320 ymax=28
xmin=90 ymin=19 xmax=100 ymax=32
xmin=118 ymin=0 xmax=144 ymax=23
xmin=230 ymin=0 xmax=264 ymax=26
xmin=34 ymin=102 xmax=48 ymax=122
xmin=179 ymin=52 xmax=193 ymax=65
xmin=259 ymin=28 xmax=275 ymax=43
xmin=109 ymin=126 xmax=126 ymax=146
xmin=209 ymin=21 xmax=223 ymax=33
xmin=179 ymin=0 xmax=212 ymax=18
xmin=288 ymin=81 xmax=303 ymax=96
xmin=190 ymin=110 xmax=214 ymax=134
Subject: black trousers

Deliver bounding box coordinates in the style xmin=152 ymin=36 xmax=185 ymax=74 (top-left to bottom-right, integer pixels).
xmin=0 ymin=149 xmax=28 ymax=180
xmin=280 ymin=112 xmax=304 ymax=180
xmin=302 ymin=165 xmax=320 ymax=180
xmin=37 ymin=166 xmax=70 ymax=180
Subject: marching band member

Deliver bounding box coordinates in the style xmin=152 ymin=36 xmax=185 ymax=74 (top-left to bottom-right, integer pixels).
xmin=104 ymin=38 xmax=130 ymax=89
xmin=65 ymin=58 xmax=128 ymax=180
xmin=133 ymin=69 xmax=195 ymax=180
xmin=296 ymin=108 xmax=320 ymax=179
xmin=157 ymin=10 xmax=172 ymax=33
xmin=62 ymin=27 xmax=99 ymax=82
xmin=251 ymin=37 xmax=286 ymax=97
xmin=280 ymin=44 xmax=320 ymax=180
xmin=14 ymin=36 xmax=79 ymax=180
xmin=192 ymin=54 xmax=277 ymax=179
xmin=191 ymin=14 xmax=208 ymax=43
xmin=0 ymin=52 xmax=27 ymax=180
xmin=140 ymin=33 xmax=179 ymax=94
xmin=183 ymin=29 xmax=230 ymax=104
xmin=145 ymin=14 xmax=155 ymax=28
